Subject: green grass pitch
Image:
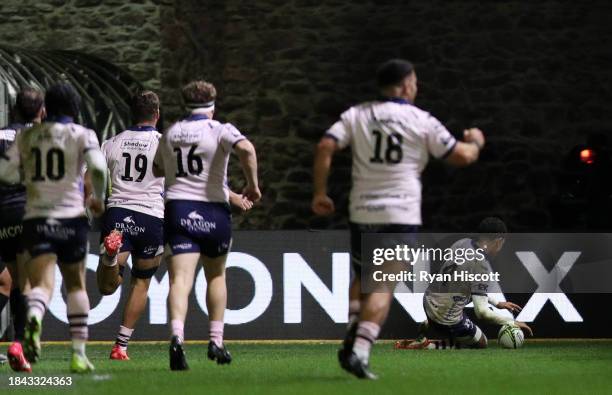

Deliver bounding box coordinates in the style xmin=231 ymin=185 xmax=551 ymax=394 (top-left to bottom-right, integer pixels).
xmin=1 ymin=341 xmax=611 ymax=394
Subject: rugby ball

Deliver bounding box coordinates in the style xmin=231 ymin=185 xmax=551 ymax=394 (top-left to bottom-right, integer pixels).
xmin=498 ymin=323 xmax=525 ymax=349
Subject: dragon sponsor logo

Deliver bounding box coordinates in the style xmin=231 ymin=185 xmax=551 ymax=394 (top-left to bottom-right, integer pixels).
xmin=114 ymin=216 xmax=145 ymax=236
xmin=180 ymin=211 xmax=217 ymax=233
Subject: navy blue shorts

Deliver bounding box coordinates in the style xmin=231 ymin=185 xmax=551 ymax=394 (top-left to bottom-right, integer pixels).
xmin=349 ymin=222 xmax=419 ymax=273
xmin=164 ymin=200 xmax=232 ymax=258
xmin=23 ymin=217 xmax=90 ymax=263
xmin=101 ymin=207 xmax=164 ymax=259
xmin=0 ymin=205 xmax=24 ymax=264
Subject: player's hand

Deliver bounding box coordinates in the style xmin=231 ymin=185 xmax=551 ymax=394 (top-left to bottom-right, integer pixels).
xmin=242 ymin=184 xmax=262 ymax=203
xmin=312 ymin=194 xmax=335 ymax=216
xmin=86 ymin=196 xmax=105 ymax=218
xmin=496 ymin=301 xmax=522 ymax=313
xmin=463 ymin=128 xmax=485 ymax=149
xmin=514 ymin=321 xmax=533 ymax=337
xmin=230 ymin=193 xmax=254 ymax=211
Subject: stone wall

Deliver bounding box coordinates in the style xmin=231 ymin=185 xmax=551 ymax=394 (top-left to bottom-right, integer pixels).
xmin=2 ymin=0 xmax=611 ymax=231
xmin=160 ymin=0 xmax=612 ymax=231
xmin=0 ymin=0 xmax=160 ymax=89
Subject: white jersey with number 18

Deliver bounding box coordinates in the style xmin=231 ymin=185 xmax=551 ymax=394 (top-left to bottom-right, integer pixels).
xmin=325 ymin=99 xmax=457 ymax=225
xmin=101 ymin=126 xmax=164 ymax=218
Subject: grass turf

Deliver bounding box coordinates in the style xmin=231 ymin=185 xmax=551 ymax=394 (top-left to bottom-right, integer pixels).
xmin=1 ymin=341 xmax=611 ymax=394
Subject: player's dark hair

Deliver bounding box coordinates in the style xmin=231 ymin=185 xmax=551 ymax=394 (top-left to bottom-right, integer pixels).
xmin=15 ymin=87 xmax=44 ymax=122
xmin=45 ymin=82 xmax=81 ymax=119
xmin=376 ymin=59 xmax=414 ymax=88
xmin=131 ymin=90 xmax=160 ymax=123
xmin=182 ymin=80 xmax=216 ymax=106
xmin=477 ymin=217 xmax=508 ymax=241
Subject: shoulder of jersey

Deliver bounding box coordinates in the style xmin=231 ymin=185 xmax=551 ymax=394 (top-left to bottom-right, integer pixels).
xmin=0 ymin=125 xmax=19 ymax=141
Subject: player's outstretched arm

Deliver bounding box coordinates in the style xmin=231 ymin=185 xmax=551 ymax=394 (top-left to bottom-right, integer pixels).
xmin=445 ymin=128 xmax=485 ymax=167
xmin=473 ymin=294 xmax=514 ymax=325
xmin=84 ymin=149 xmax=108 ymax=217
xmin=234 ymin=139 xmax=261 ymax=203
xmin=311 ymin=136 xmax=337 ymax=216
xmin=474 ymin=295 xmax=534 ymax=336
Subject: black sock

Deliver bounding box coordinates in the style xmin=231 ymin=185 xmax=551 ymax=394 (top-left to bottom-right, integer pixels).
xmin=0 ymin=293 xmax=8 ymax=311
xmin=9 ymin=288 xmax=27 ymax=341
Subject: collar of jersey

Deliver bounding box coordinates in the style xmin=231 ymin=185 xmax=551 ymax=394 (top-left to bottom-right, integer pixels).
xmin=184 ymin=113 xmax=209 ymax=122
xmin=46 ymin=115 xmax=74 ymax=124
xmin=381 ymin=97 xmax=413 ymax=105
xmin=128 ymin=125 xmax=157 ymax=132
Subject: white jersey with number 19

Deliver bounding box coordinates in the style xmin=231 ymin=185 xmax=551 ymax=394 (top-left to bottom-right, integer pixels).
xmin=325 ymin=99 xmax=457 ymax=225
xmin=4 ymin=119 xmax=101 ymax=219
xmin=101 ymin=126 xmax=164 ymax=218
xmin=154 ymin=113 xmax=246 ymax=203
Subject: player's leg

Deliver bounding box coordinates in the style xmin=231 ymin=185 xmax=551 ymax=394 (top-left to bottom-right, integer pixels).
xmin=0 ymin=266 xmax=11 ymax=320
xmin=341 ymin=223 xmax=364 ymax=353
xmin=111 ymin=255 xmax=161 ymax=360
xmin=5 ymin=252 xmax=32 ymax=372
xmin=23 ymin=253 xmax=57 ymax=363
xmin=453 ymin=316 xmax=487 ymax=349
xmin=97 ymin=208 xmax=130 ymax=295
xmin=202 ymin=253 xmax=232 ymax=364
xmin=58 ymin=259 xmax=95 ymax=372
xmin=97 ymin=251 xmax=129 ymax=295
xmin=167 ymin=252 xmax=199 ymax=370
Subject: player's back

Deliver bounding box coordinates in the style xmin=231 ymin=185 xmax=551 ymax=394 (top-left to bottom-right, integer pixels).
xmin=0 ymin=123 xmax=27 ymax=211
xmin=102 ymin=127 xmax=164 ymax=218
xmin=423 ymin=238 xmax=491 ymax=325
xmin=328 ymin=99 xmax=456 ymax=224
xmin=18 ymin=120 xmax=99 ymax=219
xmin=156 ymin=113 xmax=245 ymax=203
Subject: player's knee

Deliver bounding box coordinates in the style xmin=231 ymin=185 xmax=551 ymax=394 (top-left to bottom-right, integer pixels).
xmin=131 ymin=265 xmax=158 ymax=281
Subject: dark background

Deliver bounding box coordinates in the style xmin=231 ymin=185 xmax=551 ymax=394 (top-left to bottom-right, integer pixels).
xmin=1 ymin=1 xmax=612 ymax=232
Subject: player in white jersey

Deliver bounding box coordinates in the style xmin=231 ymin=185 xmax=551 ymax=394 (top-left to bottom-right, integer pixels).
xmin=414 ymin=218 xmax=532 ymax=349
xmin=153 ymin=80 xmax=260 ymax=370
xmin=312 ymin=59 xmax=486 ymax=379
xmin=0 ymin=83 xmax=108 ymax=373
xmin=1 ymin=88 xmax=45 ymax=372
xmin=95 ymin=91 xmax=166 ymax=361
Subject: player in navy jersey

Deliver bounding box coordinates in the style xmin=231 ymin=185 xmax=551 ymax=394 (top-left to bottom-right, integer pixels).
xmin=0 ymin=87 xmax=45 ymax=372
xmin=312 ymin=59 xmax=485 ymax=379
xmin=153 ymin=80 xmax=260 ymax=370
xmin=0 ymin=83 xmax=108 ymax=373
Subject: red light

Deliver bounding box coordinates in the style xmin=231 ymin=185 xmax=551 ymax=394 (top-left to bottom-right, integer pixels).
xmin=580 ymin=149 xmax=595 ymax=164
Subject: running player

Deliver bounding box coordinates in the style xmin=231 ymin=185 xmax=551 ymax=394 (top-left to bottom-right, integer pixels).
xmin=312 ymin=59 xmax=485 ymax=379
xmin=0 ymin=82 xmax=108 ymax=373
xmin=96 ymin=91 xmax=166 ymax=361
xmin=416 ymin=218 xmax=533 ymax=349
xmin=153 ymin=80 xmax=260 ymax=371
xmin=0 ymin=88 xmax=45 ymax=372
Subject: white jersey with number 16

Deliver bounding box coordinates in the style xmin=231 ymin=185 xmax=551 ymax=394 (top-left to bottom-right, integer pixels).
xmin=154 ymin=114 xmax=246 ymax=203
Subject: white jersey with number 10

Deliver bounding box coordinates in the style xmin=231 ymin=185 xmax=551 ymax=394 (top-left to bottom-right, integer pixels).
xmin=325 ymin=100 xmax=457 ymax=225
xmin=4 ymin=121 xmax=100 ymax=219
